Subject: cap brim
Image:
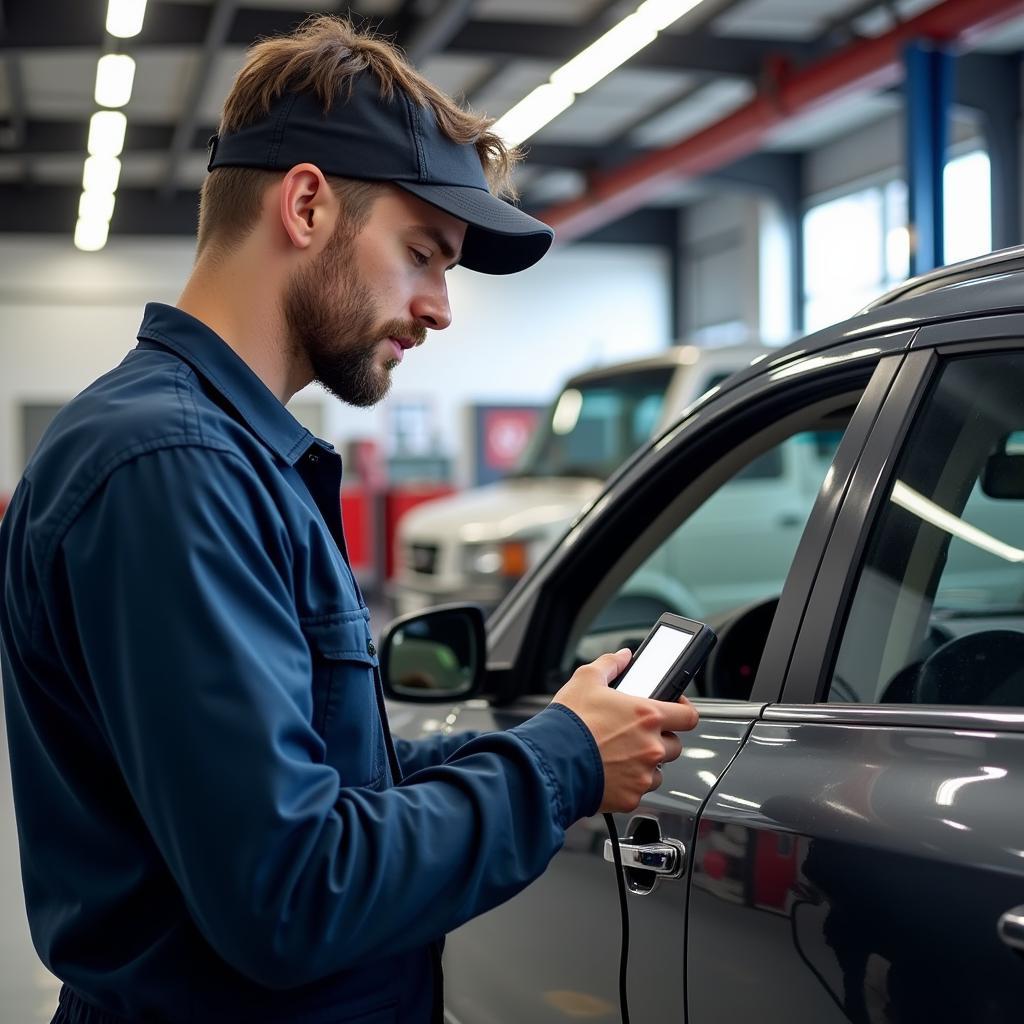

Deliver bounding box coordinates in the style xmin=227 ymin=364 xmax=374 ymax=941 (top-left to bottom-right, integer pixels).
xmin=396 ymin=182 xmax=554 ymax=275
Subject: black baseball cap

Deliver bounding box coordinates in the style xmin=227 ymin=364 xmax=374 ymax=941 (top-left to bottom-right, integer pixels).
xmin=207 ymin=71 xmax=554 ymax=275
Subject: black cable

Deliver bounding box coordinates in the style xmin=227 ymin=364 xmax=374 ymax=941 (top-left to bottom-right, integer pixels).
xmin=603 ymin=812 xmax=630 ymax=1024
xmin=791 ymin=899 xmax=846 ymax=1015
xmin=605 ymin=829 xmax=839 ymax=1024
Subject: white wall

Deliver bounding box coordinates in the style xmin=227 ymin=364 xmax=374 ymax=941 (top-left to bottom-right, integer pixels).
xmin=0 ymin=238 xmax=196 ymax=496
xmin=0 ymin=235 xmax=670 ymax=493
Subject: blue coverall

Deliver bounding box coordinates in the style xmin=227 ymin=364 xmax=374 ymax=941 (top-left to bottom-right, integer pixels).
xmin=0 ymin=303 xmax=603 ymax=1023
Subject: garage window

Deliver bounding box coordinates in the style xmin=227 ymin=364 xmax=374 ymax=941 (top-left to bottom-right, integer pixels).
xmin=803 ymin=182 xmax=905 ymax=333
xmin=803 ymin=150 xmax=992 ymax=333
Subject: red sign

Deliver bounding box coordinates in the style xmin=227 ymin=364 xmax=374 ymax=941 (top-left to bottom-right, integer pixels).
xmin=483 ymin=409 xmax=539 ymax=471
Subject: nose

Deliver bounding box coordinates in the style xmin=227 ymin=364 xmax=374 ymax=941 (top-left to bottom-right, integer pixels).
xmin=411 ymin=277 xmax=452 ymax=332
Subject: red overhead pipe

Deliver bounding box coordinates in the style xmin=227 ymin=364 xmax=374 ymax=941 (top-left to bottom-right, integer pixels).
xmin=538 ymin=0 xmax=1024 ymax=241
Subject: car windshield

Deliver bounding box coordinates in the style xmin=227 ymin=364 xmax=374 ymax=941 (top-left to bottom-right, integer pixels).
xmin=513 ymin=367 xmax=675 ymax=481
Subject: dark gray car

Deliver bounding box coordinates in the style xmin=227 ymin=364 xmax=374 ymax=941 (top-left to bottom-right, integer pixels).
xmin=382 ymin=246 xmax=1024 ymax=1023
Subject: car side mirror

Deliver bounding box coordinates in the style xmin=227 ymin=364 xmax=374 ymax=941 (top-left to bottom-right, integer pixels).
xmin=379 ymin=604 xmax=486 ymax=703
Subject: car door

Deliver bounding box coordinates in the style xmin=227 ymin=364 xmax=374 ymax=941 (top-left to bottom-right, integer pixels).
xmin=686 ymin=322 xmax=1024 ymax=1024
xmin=393 ymin=334 xmax=915 ymax=1024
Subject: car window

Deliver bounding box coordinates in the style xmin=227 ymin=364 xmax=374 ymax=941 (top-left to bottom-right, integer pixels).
xmin=828 ymin=351 xmax=1024 ymax=706
xmin=565 ymin=416 xmax=851 ymax=700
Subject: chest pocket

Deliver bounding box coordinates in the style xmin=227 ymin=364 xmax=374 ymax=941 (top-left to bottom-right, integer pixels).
xmin=302 ymin=612 xmax=391 ymax=790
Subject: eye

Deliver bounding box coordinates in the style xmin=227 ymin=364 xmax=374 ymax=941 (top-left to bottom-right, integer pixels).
xmin=410 ymin=247 xmax=431 ymax=267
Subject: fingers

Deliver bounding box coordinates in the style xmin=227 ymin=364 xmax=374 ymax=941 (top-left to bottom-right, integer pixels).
xmin=582 ymin=648 xmax=632 ymax=686
xmin=658 ymin=696 xmax=700 ymax=733
xmin=661 ymin=731 xmax=683 ymax=764
xmin=643 ymin=735 xmax=689 ymax=793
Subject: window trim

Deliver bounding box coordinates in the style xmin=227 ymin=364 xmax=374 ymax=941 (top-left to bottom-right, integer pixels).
xmin=753 ymin=350 xmax=909 ymax=698
xmin=516 ymin=694 xmax=771 ymax=722
xmin=763 ymin=703 xmax=1024 ymax=731
xmin=779 ymin=346 xmax=938 ymax=706
xmin=778 ymin=320 xmax=1024 ymax=730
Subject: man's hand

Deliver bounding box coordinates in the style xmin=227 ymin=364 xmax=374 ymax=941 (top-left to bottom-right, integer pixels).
xmin=552 ymin=649 xmax=699 ymax=813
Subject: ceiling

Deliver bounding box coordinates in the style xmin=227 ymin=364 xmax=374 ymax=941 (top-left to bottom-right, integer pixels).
xmin=0 ymin=0 xmax=1021 ymax=237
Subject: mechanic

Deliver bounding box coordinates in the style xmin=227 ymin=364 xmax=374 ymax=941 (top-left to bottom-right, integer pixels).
xmin=0 ymin=17 xmax=698 ymax=1024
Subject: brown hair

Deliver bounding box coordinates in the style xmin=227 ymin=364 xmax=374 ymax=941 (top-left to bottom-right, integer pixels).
xmin=197 ymin=15 xmax=521 ymax=257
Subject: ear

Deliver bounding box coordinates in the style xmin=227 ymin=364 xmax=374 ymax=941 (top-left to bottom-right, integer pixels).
xmin=278 ymin=163 xmax=337 ymax=250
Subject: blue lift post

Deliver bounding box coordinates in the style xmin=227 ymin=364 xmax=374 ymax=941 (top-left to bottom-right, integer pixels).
xmin=905 ymin=42 xmax=954 ymax=275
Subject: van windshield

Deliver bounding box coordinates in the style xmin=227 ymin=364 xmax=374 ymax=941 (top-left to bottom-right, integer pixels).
xmin=514 ymin=367 xmax=675 ymax=480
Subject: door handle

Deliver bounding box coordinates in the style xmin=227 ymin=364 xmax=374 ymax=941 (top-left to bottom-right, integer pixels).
xmin=603 ymin=837 xmax=686 ymax=878
xmin=998 ymin=906 xmax=1024 ymax=953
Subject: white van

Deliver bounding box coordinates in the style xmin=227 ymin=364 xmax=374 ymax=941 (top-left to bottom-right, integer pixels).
xmin=392 ymin=344 xmax=764 ymax=615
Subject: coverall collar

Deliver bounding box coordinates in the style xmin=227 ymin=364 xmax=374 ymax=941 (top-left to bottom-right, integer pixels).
xmin=136 ymin=301 xmax=322 ymax=466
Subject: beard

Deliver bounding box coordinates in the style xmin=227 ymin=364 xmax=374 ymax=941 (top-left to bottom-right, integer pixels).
xmin=283 ymin=223 xmax=423 ymax=407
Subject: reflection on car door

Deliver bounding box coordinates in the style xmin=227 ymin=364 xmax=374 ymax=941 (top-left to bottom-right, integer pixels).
xmin=686 ymin=337 xmax=1024 ymax=1023
xmin=411 ymin=697 xmax=759 ymax=1024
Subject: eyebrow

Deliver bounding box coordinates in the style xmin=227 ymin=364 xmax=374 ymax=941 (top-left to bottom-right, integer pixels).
xmin=415 ymin=225 xmax=462 ymax=267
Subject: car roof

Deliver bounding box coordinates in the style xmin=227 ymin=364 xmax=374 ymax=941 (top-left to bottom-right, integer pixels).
xmin=865 ymin=244 xmax=1024 ymax=311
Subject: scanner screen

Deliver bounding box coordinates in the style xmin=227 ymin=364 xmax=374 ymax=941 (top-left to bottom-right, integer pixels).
xmin=616 ymin=625 xmax=694 ymax=698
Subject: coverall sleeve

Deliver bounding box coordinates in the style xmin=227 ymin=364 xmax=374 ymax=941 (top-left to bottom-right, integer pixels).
xmin=393 ymin=732 xmax=483 ymax=776
xmin=61 ymin=445 xmax=603 ymax=990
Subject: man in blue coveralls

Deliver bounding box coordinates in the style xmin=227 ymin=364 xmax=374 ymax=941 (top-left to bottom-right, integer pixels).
xmin=0 ymin=16 xmax=698 ymax=1024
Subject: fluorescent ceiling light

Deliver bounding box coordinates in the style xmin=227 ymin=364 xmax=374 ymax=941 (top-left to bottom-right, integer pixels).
xmin=79 ymin=190 xmax=116 ymax=223
xmin=550 ymin=14 xmax=657 ymax=94
xmin=74 ymin=218 xmax=110 ymax=252
xmin=891 ymin=481 xmax=1024 ymax=562
xmin=95 ymin=54 xmax=136 ymax=108
xmin=88 ymin=111 xmax=127 ymax=157
xmin=82 ymin=155 xmax=122 ymax=195
xmin=492 ymin=83 xmax=575 ymax=147
xmin=495 ymin=0 xmax=708 ymax=145
xmin=106 ymin=0 xmax=148 ymax=39
xmin=635 ymin=0 xmax=706 ymax=33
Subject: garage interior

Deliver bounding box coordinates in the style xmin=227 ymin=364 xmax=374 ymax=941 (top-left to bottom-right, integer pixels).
xmin=3 ymin=0 xmax=1024 ymax=1019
